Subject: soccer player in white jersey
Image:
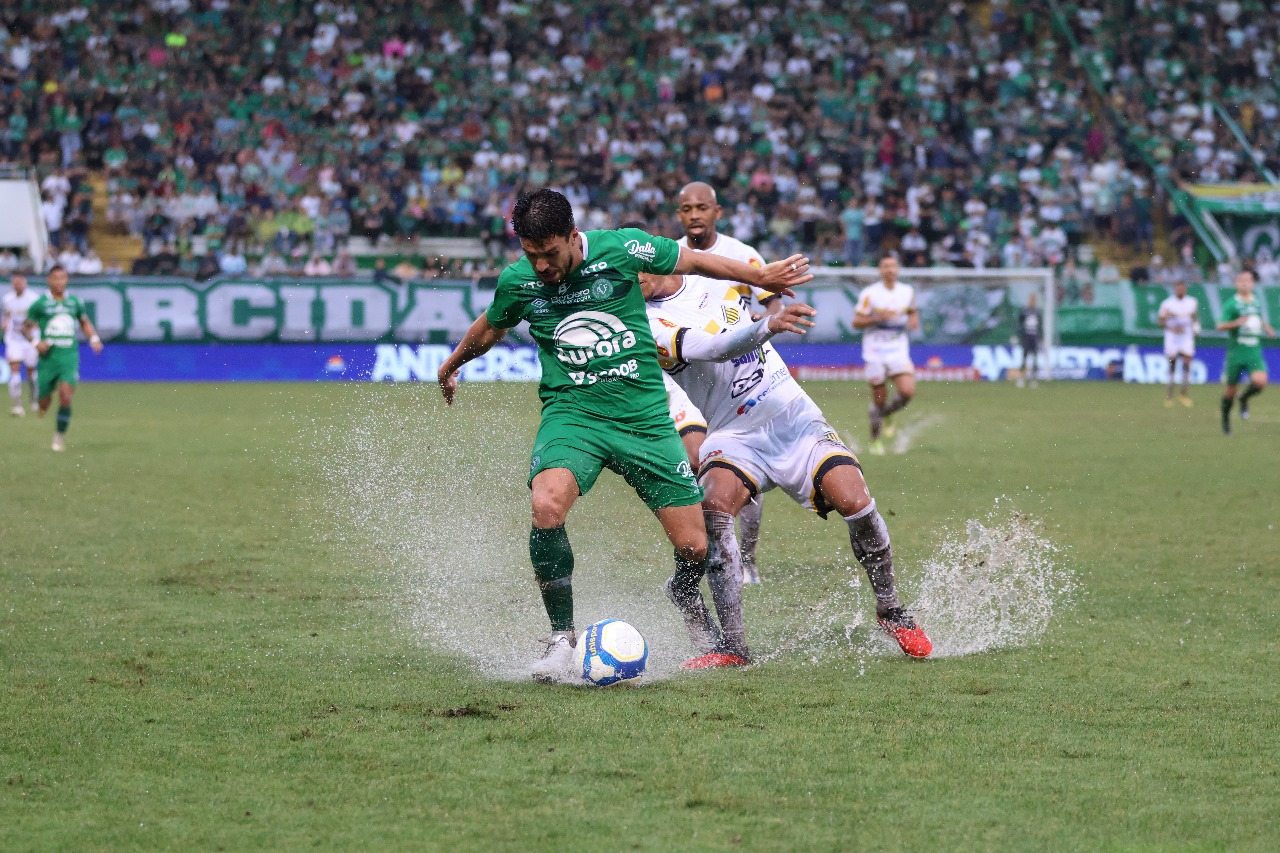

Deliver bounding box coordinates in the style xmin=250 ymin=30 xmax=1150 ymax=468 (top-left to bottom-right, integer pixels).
xmin=645 ymin=272 xmax=933 ymax=664
xmin=1158 ymin=280 xmax=1200 ymax=407
xmin=854 ymin=256 xmax=918 ymax=455
xmin=673 ymin=182 xmax=781 ymax=583
xmin=2 ymin=274 xmax=40 ymax=416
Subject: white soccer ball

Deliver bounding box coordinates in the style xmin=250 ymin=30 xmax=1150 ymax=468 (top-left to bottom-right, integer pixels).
xmin=573 ymin=619 xmax=648 ymax=686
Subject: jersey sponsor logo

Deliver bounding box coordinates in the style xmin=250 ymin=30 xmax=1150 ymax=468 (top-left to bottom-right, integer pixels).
xmin=530 ymin=298 xmax=549 ymax=313
xmin=624 ymin=239 xmax=657 ymax=263
xmin=45 ymin=312 xmax=77 ymax=342
xmin=552 ymin=310 xmax=638 ymax=366
xmin=590 ymin=278 xmax=613 ymax=300
xmin=582 ymin=261 xmax=608 ymax=274
xmin=676 ymin=459 xmax=694 ymax=480
xmin=730 ymin=366 xmax=765 ymax=398
xmin=731 ymin=347 xmax=764 ymax=367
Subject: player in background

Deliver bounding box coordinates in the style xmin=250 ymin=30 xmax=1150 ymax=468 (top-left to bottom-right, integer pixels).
xmin=646 ymin=272 xmax=933 ymax=663
xmin=673 ymin=182 xmax=781 ymax=584
xmin=2 ymin=274 xmax=40 ymax=415
xmin=1158 ymin=280 xmax=1200 ymax=407
xmin=1016 ymin=292 xmax=1042 ymax=388
xmin=854 ymin=256 xmax=918 ymax=455
xmin=22 ymin=265 xmax=104 ymax=451
xmin=1217 ymin=268 xmax=1275 ymax=434
xmin=436 ymin=190 xmax=812 ymax=681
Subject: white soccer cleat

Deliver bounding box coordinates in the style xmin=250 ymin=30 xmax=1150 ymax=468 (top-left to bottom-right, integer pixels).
xmin=10 ymin=404 xmax=24 ymax=417
xmin=51 ymin=433 xmax=65 ymax=452
xmin=530 ymin=631 xmax=576 ymax=683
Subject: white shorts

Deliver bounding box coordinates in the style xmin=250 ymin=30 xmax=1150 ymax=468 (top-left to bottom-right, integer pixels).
xmin=4 ymin=334 xmax=36 ymax=368
xmin=667 ymin=380 xmax=708 ymax=437
xmin=699 ymin=395 xmax=858 ymax=517
xmin=863 ymin=352 xmax=914 ymax=385
xmin=1164 ymin=335 xmax=1195 ymax=359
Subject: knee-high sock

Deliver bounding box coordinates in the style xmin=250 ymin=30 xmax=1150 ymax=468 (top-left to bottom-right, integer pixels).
xmin=529 ymin=525 xmax=574 ymax=632
xmin=1180 ymin=363 xmax=1191 ymax=396
xmin=845 ymin=500 xmax=902 ymax=615
xmin=56 ymin=406 xmax=71 ymax=434
xmin=705 ymin=509 xmax=748 ymax=657
xmin=1167 ymin=359 xmax=1177 ymax=398
xmin=668 ymin=550 xmax=719 ymax=654
xmin=26 ymin=373 xmax=35 ymax=405
xmin=7 ymin=372 xmax=20 ymax=404
xmin=736 ymin=497 xmax=763 ymax=573
xmin=1240 ymin=383 xmax=1263 ymax=407
xmin=881 ymin=394 xmax=910 ymax=416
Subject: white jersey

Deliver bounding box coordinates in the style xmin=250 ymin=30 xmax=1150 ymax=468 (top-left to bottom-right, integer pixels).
xmin=1159 ymin=295 xmax=1199 ymax=335
xmin=647 ymin=275 xmax=806 ymax=434
xmin=856 ymin=281 xmax=915 ymax=363
xmin=677 ymin=232 xmax=776 ymax=313
xmin=2 ymin=289 xmax=38 ymax=338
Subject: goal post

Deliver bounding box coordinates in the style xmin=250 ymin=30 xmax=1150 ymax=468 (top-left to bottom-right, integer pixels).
xmin=794 ymin=266 xmax=1056 ymax=377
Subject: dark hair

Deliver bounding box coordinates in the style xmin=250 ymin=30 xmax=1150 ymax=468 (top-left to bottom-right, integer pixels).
xmin=619 ymin=220 xmax=648 ymax=230
xmin=47 ymin=264 xmax=66 ymax=275
xmin=1239 ymin=266 xmax=1257 ymax=281
xmin=511 ymin=189 xmax=575 ymax=242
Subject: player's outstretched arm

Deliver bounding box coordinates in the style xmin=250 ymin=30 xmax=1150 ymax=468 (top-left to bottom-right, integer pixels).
xmin=437 ymin=313 xmax=507 ymax=405
xmin=673 ymin=248 xmax=812 ymax=295
xmin=656 ymin=304 xmax=816 ymax=365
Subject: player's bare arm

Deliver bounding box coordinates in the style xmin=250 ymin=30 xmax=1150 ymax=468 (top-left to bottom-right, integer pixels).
xmin=906 ymin=298 xmax=920 ymax=332
xmin=673 ymin=248 xmax=812 ymax=295
xmin=80 ymin=315 xmax=103 ymax=354
xmin=21 ymin=318 xmax=48 ymax=354
xmin=437 ymin=313 xmax=508 ymax=405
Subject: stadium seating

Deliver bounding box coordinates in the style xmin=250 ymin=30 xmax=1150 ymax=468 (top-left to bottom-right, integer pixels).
xmin=0 ymin=1 xmax=1274 ymax=276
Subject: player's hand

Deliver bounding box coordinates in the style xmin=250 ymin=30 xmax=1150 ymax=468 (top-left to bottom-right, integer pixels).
xmin=36 ymin=340 xmax=51 ymax=356
xmin=89 ymin=337 xmax=104 ymax=354
xmin=438 ymin=366 xmax=459 ymax=405
xmin=757 ymin=254 xmax=812 ymax=295
xmin=767 ymin=303 xmax=817 ymax=336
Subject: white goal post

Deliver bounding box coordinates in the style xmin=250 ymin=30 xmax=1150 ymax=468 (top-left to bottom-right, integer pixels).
xmin=799 ymin=266 xmax=1056 ymax=361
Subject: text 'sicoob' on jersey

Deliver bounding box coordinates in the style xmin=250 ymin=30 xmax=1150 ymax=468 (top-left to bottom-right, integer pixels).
xmin=647 ymin=275 xmax=804 ymax=434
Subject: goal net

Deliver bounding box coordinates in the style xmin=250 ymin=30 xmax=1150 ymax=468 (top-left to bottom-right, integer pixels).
xmin=782 ymin=267 xmax=1056 ymax=381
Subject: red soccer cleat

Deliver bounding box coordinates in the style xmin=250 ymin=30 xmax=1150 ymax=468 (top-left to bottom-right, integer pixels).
xmin=681 ymin=652 xmax=750 ymax=670
xmin=877 ymin=609 xmax=933 ymax=658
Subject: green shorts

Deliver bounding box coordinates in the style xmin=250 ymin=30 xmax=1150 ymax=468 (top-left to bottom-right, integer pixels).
xmin=36 ymin=352 xmax=79 ymax=400
xmin=529 ymin=408 xmax=703 ymax=511
xmin=1223 ymin=350 xmax=1266 ymax=384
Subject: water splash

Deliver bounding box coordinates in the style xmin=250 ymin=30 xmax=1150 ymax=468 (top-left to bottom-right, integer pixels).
xmin=299 ymin=386 xmax=693 ymax=683
xmin=301 ymin=393 xmax=1073 ymax=680
xmin=910 ymin=505 xmax=1077 ymax=657
xmin=750 ymin=503 xmax=1075 ymax=666
xmin=890 ymin=412 xmax=945 ymax=454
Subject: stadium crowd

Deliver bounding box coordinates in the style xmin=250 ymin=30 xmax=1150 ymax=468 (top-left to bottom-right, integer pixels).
xmin=0 ymin=1 xmax=1275 ymax=278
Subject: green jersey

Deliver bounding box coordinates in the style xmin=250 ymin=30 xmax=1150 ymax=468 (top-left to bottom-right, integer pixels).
xmin=1221 ymin=295 xmax=1264 ymax=352
xmin=26 ymin=294 xmax=88 ymax=357
xmin=487 ymin=228 xmax=680 ymax=426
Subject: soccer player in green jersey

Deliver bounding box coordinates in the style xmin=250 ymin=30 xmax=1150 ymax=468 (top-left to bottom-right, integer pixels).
xmin=22 ymin=265 xmax=104 ymax=451
xmin=437 ymin=189 xmax=812 ymax=681
xmin=1217 ymin=268 xmax=1275 ymax=435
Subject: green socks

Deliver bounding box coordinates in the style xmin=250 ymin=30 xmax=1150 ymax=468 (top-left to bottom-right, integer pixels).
xmin=530 ymin=525 xmax=574 ymax=632
xmin=56 ymin=406 xmax=71 ymax=434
